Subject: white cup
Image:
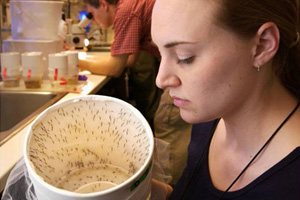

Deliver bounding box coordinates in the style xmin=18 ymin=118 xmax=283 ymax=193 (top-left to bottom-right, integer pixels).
xmin=21 ymin=52 xmax=44 ymax=88
xmin=48 ymin=53 xmax=68 ymax=87
xmin=0 ymin=52 xmax=21 ymax=87
xmin=62 ymin=51 xmax=79 ymax=75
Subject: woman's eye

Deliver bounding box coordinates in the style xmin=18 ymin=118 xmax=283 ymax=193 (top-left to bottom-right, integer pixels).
xmin=177 ymin=56 xmax=195 ymax=65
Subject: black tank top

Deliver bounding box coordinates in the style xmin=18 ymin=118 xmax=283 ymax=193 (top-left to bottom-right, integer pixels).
xmin=170 ymin=120 xmax=300 ymax=200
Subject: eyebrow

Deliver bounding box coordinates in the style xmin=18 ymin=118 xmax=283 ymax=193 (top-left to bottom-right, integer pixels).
xmin=164 ymin=41 xmax=198 ymax=48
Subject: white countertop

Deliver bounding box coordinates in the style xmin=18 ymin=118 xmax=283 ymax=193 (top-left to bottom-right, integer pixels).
xmin=0 ymin=73 xmax=111 ymax=192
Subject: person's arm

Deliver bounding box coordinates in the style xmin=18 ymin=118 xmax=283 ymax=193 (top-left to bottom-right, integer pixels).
xmin=127 ymin=52 xmax=140 ymax=67
xmin=79 ymin=52 xmax=140 ymax=78
xmin=79 ymin=54 xmax=129 ymax=78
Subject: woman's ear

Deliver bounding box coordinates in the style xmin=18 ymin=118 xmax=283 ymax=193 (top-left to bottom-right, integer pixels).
xmin=253 ymin=22 xmax=280 ymax=67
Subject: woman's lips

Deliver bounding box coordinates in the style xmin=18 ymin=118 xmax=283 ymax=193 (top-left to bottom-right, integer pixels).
xmin=171 ymin=95 xmax=188 ymax=107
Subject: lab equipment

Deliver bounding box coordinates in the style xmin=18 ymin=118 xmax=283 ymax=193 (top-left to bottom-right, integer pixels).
xmin=66 ymin=13 xmax=93 ymax=49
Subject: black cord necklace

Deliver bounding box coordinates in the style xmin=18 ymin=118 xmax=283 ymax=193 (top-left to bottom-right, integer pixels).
xmin=218 ymin=101 xmax=300 ymax=199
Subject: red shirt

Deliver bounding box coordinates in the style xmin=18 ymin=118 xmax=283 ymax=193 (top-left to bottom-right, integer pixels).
xmin=111 ymin=0 xmax=160 ymax=58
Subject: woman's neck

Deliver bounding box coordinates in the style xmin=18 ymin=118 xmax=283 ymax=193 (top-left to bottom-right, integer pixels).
xmin=218 ymin=80 xmax=298 ymax=154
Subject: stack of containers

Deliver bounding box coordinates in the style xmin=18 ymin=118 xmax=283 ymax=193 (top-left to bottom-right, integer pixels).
xmin=1 ymin=50 xmax=80 ymax=88
xmin=2 ymin=0 xmax=64 ymax=80
xmin=1 ymin=51 xmax=79 ymax=88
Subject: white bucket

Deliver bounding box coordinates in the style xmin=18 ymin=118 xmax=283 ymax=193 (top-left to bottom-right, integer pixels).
xmin=10 ymin=1 xmax=63 ymax=40
xmin=23 ymin=95 xmax=154 ymax=200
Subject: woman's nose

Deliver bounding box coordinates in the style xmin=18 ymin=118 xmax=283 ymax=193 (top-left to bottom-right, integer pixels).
xmin=156 ymin=60 xmax=181 ymax=89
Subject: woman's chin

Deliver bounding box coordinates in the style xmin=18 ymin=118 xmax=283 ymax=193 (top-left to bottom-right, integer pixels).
xmin=180 ymin=110 xmax=215 ymax=124
xmin=179 ymin=111 xmax=197 ymax=124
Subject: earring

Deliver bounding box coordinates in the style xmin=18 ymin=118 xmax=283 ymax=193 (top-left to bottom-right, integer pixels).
xmin=257 ymin=64 xmax=260 ymax=72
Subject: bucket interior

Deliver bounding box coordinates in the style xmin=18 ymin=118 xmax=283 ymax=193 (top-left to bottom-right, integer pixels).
xmin=26 ymin=96 xmax=152 ymax=194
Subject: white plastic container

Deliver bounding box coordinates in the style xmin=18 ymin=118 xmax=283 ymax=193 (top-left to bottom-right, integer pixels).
xmin=23 ymin=95 xmax=154 ymax=200
xmin=10 ymin=0 xmax=64 ymax=40
xmin=21 ymin=52 xmax=44 ymax=88
xmin=48 ymin=53 xmax=68 ymax=87
xmin=0 ymin=52 xmax=21 ymax=87
xmin=62 ymin=51 xmax=79 ymax=85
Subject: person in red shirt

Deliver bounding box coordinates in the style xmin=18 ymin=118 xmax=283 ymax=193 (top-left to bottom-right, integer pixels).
xmin=80 ymin=0 xmax=160 ymax=76
xmin=80 ymin=0 xmax=162 ymax=130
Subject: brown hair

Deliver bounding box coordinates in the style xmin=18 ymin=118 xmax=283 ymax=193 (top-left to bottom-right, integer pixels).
xmin=83 ymin=0 xmax=118 ymax=8
xmin=217 ymin=0 xmax=300 ymax=99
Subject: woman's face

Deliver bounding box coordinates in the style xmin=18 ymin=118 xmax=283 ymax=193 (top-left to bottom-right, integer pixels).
xmin=152 ymin=0 xmax=257 ymax=124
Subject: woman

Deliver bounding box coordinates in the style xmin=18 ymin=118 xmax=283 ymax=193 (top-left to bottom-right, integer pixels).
xmin=151 ymin=0 xmax=300 ymax=199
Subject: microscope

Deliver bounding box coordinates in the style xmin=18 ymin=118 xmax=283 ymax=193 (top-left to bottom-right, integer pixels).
xmin=65 ymin=12 xmax=93 ymax=49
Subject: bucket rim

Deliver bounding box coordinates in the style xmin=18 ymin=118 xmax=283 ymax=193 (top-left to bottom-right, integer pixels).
xmin=23 ymin=95 xmax=154 ymax=198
